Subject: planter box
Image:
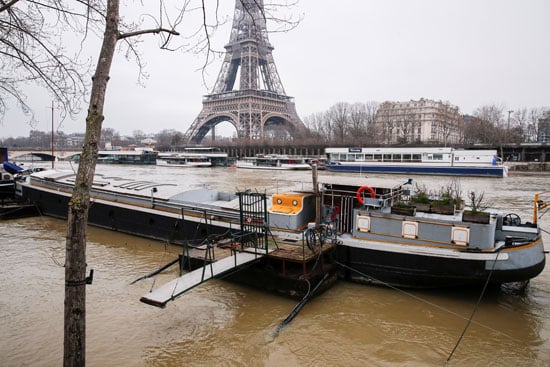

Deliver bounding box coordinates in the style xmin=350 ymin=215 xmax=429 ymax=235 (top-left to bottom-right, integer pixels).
xmin=391 ymin=206 xmax=416 ymax=216
xmin=430 ymin=204 xmax=455 ymax=215
xmin=462 ymin=211 xmax=490 ymax=224
xmin=412 ymin=203 xmax=431 ymax=212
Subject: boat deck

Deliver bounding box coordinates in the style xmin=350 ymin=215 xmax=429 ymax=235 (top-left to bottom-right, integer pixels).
xmin=268 ymin=242 xmax=336 ymax=262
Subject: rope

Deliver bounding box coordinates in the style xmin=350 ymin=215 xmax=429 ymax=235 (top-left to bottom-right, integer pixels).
xmin=335 ymin=260 xmax=516 ymax=341
xmin=444 ymin=250 xmax=501 ymax=366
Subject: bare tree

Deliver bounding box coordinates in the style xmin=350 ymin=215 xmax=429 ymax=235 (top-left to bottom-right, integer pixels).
xmin=473 ymin=104 xmax=506 ymax=144
xmin=2 ymin=2 xmax=301 ymax=365
xmin=347 ymin=102 xmax=368 ymax=144
xmin=0 ymin=0 xmax=92 ymax=125
xmin=62 ymin=2 xmax=180 ymax=365
xmin=329 ymin=102 xmax=349 ymax=144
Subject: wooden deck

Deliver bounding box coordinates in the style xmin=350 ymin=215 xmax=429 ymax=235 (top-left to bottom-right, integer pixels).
xmin=267 ymin=242 xmax=336 ymax=262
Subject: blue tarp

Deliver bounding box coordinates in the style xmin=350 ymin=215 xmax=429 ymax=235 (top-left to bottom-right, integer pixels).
xmin=3 ymin=161 xmax=24 ymax=174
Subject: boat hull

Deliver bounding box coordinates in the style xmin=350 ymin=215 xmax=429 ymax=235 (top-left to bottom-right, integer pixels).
xmin=19 ymin=184 xmax=235 ymax=244
xmin=337 ymin=240 xmax=546 ymax=288
xmin=326 ymin=162 xmax=506 ymax=177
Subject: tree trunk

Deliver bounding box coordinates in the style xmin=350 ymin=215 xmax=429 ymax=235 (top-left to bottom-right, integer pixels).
xmin=64 ymin=1 xmax=119 ymax=366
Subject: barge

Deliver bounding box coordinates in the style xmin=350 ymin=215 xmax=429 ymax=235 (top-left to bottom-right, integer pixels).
xmin=15 ymin=168 xmax=546 ymax=300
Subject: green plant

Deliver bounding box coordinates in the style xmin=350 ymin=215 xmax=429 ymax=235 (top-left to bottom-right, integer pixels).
xmin=410 ymin=184 xmax=430 ymax=204
xmin=438 ymin=181 xmax=463 ymax=206
xmin=466 ymin=191 xmax=489 ymax=213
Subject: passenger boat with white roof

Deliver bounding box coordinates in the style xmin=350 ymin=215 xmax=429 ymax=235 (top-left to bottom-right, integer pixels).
xmin=325 ymin=147 xmax=508 ymax=177
xmin=235 ymin=154 xmax=312 ymax=170
xmin=157 ymin=153 xmax=212 ymax=168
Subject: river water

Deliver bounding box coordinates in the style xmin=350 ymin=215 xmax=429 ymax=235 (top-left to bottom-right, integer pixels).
xmin=1 ymin=163 xmax=549 ymax=366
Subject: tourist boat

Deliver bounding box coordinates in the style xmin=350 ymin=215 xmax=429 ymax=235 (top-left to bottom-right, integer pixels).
xmin=96 ymin=149 xmax=158 ymax=165
xmin=180 ymin=147 xmax=229 ymax=167
xmin=325 ymin=147 xmax=508 ymax=177
xmin=156 ymin=153 xmax=212 ymax=168
xmin=235 ymin=154 xmax=312 ymax=170
xmin=71 ymin=148 xmax=159 ymax=165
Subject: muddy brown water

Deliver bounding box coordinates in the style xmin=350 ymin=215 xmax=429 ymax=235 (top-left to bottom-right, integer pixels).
xmin=1 ymin=163 xmax=549 ymax=366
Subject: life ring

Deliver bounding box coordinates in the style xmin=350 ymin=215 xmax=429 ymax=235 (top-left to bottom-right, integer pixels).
xmin=356 ymin=185 xmax=376 ymax=205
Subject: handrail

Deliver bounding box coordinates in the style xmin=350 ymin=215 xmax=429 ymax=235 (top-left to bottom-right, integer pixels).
xmin=533 ymin=190 xmax=550 ymax=224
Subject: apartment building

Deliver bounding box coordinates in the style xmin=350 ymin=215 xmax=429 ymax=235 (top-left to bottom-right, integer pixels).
xmin=373 ymin=98 xmax=461 ymax=145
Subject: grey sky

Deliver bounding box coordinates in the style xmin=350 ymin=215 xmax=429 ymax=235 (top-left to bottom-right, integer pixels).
xmin=2 ymin=0 xmax=549 ymax=139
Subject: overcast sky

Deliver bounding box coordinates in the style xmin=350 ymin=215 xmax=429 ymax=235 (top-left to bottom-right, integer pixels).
xmin=2 ymin=0 xmax=549 ymax=139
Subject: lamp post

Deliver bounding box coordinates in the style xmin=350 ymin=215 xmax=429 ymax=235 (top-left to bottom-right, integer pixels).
xmin=506 ymin=110 xmax=514 ymax=147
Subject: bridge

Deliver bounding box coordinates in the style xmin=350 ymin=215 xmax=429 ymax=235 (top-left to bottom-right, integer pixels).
xmin=6 ymin=149 xmax=81 ymax=161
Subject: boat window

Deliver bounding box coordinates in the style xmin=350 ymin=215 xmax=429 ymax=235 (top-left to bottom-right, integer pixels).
xmin=383 ymin=154 xmax=392 ymax=161
xmin=402 ymin=154 xmax=412 ymax=161
xmin=374 ymin=154 xmax=382 ymax=161
xmin=433 ymin=154 xmax=443 ymax=160
xmin=412 ymin=154 xmax=421 ymax=161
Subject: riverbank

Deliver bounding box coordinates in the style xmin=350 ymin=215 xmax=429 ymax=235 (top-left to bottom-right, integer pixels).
xmin=507 ymin=162 xmax=550 ymax=174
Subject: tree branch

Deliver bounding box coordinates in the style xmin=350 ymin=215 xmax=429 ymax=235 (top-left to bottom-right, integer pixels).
xmin=0 ymin=0 xmax=21 ymax=13
xmin=118 ymin=27 xmax=179 ymax=40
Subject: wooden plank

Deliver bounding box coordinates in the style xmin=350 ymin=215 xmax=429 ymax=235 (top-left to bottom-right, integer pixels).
xmin=140 ymin=251 xmax=266 ymax=307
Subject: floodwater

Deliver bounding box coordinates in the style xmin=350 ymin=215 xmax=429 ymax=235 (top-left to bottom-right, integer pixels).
xmin=1 ymin=163 xmax=549 ymax=366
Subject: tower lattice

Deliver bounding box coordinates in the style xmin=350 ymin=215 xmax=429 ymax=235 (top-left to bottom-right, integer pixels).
xmin=183 ymin=0 xmax=306 ymax=144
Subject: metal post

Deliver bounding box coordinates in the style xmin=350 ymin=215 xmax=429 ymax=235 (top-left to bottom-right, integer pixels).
xmin=51 ymin=101 xmax=54 ymax=169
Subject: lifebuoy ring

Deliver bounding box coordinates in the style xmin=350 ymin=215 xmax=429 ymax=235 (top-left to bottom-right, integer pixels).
xmin=356 ymin=185 xmax=376 ymax=205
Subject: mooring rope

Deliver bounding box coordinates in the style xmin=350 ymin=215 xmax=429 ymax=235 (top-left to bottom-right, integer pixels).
xmin=444 ymin=250 xmax=501 ymax=366
xmin=335 ymin=260 xmax=517 ymax=342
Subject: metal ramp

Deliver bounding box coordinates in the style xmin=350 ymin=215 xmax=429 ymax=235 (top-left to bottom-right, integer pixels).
xmin=140 ymin=249 xmax=270 ymax=308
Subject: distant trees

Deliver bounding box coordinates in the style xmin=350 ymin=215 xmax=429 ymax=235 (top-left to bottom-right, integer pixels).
xmin=3 ymin=103 xmax=549 ymax=149
xmin=303 ymin=101 xmax=379 ymax=145
xmin=462 ymin=104 xmax=549 ymax=145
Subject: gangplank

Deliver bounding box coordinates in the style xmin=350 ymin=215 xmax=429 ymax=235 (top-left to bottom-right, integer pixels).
xmin=140 ymin=249 xmax=272 ymax=308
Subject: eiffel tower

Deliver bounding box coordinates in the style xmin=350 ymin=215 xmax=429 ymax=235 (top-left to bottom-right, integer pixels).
xmin=183 ymin=0 xmax=306 ymax=144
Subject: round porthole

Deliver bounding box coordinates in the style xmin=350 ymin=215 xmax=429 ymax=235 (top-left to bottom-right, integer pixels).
xmin=277 ymin=198 xmax=282 ymax=205
xmin=292 ymin=200 xmax=298 ymax=206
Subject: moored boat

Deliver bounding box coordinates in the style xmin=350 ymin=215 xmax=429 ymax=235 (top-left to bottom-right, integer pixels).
xmin=15 ymin=168 xmax=546 ymax=292
xmin=98 ymin=149 xmax=158 ymax=165
xmin=73 ymin=148 xmax=159 ymax=165
xmin=156 ymin=153 xmax=212 ymax=167
xmin=15 ymin=169 xmax=337 ymax=299
xmin=236 ymin=154 xmax=312 ymax=170
xmin=325 ymin=147 xmax=508 ymax=177
xmin=0 ymin=170 xmax=16 ymax=201
xmin=311 ymin=177 xmax=545 ymax=288
xmin=180 ymin=147 xmax=229 ymax=167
